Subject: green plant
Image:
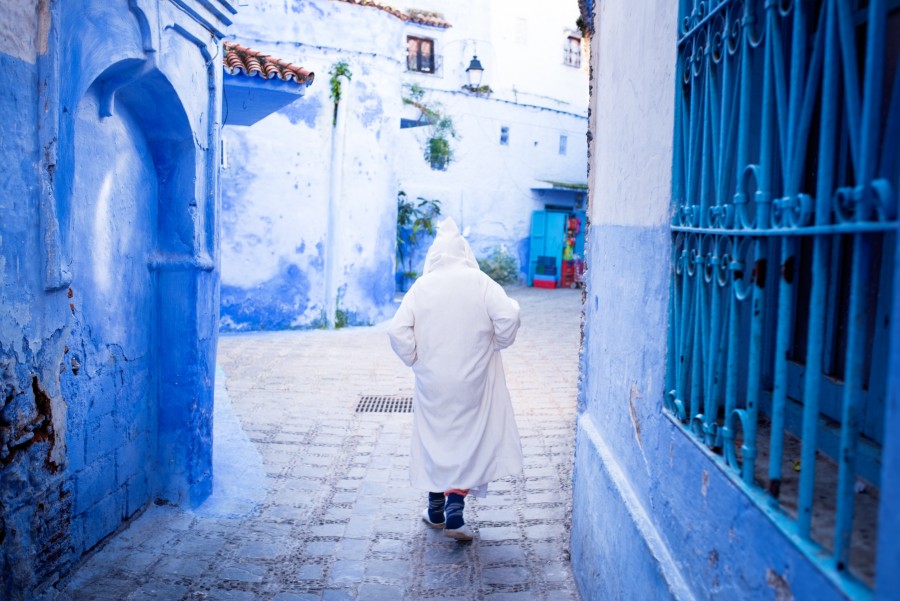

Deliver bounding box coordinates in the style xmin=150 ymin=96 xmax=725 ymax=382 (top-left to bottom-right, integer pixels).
xmin=334 ymin=285 xmax=349 ymax=328
xmin=396 ymin=191 xmax=442 ymax=275
xmin=402 ymin=84 xmax=459 ymax=170
xmin=329 ymin=60 xmax=352 ymax=126
xmin=406 ymin=8 xmax=445 ymax=21
xmin=461 ymin=84 xmax=493 ymax=96
xmin=477 ymin=245 xmax=520 ymax=285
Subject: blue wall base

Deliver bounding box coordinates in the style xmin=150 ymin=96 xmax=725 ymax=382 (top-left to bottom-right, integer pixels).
xmin=572 ymin=414 xmax=692 ymax=601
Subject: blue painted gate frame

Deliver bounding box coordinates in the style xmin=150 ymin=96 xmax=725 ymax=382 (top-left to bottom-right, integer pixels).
xmin=668 ymin=0 xmax=899 ymax=596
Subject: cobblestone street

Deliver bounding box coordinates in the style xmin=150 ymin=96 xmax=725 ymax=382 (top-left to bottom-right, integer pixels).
xmin=41 ymin=286 xmax=583 ymax=601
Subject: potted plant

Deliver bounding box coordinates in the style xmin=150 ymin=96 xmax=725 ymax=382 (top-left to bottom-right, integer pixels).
xmin=402 ymin=84 xmax=459 ymax=170
xmin=396 ymin=191 xmax=442 ymax=292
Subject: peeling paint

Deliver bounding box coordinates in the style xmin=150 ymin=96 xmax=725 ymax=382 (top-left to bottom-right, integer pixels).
xmin=1 ymin=1 xmax=228 ymax=597
xmin=222 ymin=0 xmax=588 ymax=331
xmin=765 ymin=568 xmax=794 ymax=601
xmin=628 ymin=383 xmax=643 ymax=448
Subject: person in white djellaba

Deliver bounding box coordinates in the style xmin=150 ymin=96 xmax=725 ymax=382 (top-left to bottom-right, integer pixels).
xmin=388 ymin=217 xmax=524 ymax=541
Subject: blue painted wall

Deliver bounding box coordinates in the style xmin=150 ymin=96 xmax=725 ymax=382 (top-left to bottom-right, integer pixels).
xmin=573 ymin=2 xmax=899 ymax=601
xmin=0 ymin=1 xmax=232 ymax=598
xmin=575 ymin=224 xmax=865 ymax=601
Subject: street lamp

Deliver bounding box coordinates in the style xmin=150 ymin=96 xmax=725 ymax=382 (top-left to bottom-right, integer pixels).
xmin=465 ymin=54 xmax=484 ymax=91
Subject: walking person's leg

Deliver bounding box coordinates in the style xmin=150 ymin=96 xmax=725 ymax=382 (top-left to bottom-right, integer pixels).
xmin=422 ymin=492 xmax=446 ymax=528
xmin=443 ymin=489 xmax=474 ymax=541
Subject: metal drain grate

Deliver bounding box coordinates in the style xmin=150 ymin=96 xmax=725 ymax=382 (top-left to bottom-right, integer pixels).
xmin=356 ymin=395 xmax=413 ymax=413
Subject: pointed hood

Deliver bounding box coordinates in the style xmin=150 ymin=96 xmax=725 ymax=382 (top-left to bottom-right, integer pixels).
xmin=423 ymin=217 xmax=478 ymax=274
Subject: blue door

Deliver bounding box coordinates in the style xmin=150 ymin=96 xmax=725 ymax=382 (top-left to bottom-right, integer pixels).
xmin=528 ymin=210 xmax=567 ymax=286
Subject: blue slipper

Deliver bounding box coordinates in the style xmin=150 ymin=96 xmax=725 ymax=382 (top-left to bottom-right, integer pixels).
xmin=421 ymin=508 xmax=445 ymax=529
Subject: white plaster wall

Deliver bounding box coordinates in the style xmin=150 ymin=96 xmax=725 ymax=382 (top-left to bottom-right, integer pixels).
xmin=220 ymin=0 xmax=589 ymax=329
xmin=0 ymin=0 xmax=46 ymax=63
xmin=396 ymin=90 xmax=587 ymax=258
xmin=397 ymin=0 xmax=587 ymax=111
xmin=489 ymin=0 xmax=587 ymax=110
xmin=221 ymin=114 xmax=331 ymax=291
xmin=590 ymin=1 xmax=678 ymax=227
xmin=221 ymin=0 xmax=404 ymax=327
xmin=394 ymin=0 xmax=489 ymax=96
xmin=229 ymin=0 xmax=402 ymax=58
xmin=395 ymin=0 xmax=589 ymax=262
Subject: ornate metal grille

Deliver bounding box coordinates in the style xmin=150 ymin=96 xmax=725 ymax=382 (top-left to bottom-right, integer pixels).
xmin=669 ymin=0 xmax=898 ymax=590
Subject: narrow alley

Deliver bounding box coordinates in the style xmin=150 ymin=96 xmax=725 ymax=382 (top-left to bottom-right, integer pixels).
xmin=40 ymin=287 xmax=583 ymax=601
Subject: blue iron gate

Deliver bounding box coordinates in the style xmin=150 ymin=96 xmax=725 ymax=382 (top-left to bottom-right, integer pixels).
xmin=668 ymin=0 xmax=898 ymax=593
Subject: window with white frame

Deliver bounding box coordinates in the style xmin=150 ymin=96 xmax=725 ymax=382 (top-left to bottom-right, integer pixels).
xmin=559 ymin=134 xmax=567 ymax=156
xmin=564 ymin=36 xmax=581 ymax=68
xmin=499 ymin=126 xmax=509 ymax=146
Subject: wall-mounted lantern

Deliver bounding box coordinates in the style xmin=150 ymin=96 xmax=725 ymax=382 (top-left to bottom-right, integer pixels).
xmin=465 ymin=55 xmax=484 ymax=88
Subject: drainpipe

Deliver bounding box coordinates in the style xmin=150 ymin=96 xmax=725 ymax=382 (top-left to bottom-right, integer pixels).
xmin=324 ymin=73 xmax=350 ymax=329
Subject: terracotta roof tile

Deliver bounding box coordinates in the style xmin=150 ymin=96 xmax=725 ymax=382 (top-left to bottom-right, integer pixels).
xmin=223 ymin=42 xmax=315 ymax=87
xmin=333 ymin=0 xmax=451 ymax=28
xmin=405 ymin=8 xmax=450 ymax=28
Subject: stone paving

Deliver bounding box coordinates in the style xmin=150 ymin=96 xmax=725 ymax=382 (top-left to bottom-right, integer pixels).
xmin=40 ymin=286 xmax=584 ymax=601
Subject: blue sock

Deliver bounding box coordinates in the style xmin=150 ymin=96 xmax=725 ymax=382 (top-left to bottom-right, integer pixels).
xmin=428 ymin=492 xmax=445 ymax=523
xmin=445 ymin=493 xmax=465 ymax=529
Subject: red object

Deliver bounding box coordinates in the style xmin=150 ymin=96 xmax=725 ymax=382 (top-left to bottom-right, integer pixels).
xmin=560 ymin=260 xmax=576 ymax=288
xmin=533 ymin=278 xmax=557 ymax=289
xmin=574 ymin=260 xmax=585 ymax=285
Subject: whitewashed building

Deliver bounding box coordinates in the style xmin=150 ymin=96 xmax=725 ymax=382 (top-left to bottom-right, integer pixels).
xmin=219 ymin=0 xmax=589 ymax=330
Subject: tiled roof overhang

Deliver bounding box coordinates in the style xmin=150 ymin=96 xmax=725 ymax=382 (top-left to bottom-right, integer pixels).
xmin=333 ymin=0 xmax=451 ymax=28
xmin=224 ymin=42 xmax=315 ymax=86
xmin=222 ymin=42 xmax=315 ymax=126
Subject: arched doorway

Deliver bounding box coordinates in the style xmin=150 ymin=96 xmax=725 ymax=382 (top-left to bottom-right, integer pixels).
xmin=60 ymin=63 xmax=205 ymax=553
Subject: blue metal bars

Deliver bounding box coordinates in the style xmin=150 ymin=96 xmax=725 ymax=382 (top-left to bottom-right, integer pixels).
xmin=669 ymin=0 xmax=898 ymax=590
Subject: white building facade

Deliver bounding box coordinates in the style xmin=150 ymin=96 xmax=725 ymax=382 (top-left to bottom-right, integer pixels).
xmin=219 ymin=0 xmax=589 ymax=330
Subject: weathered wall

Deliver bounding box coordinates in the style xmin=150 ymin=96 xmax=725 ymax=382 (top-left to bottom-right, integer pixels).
xmin=0 ymin=1 xmax=72 ymax=594
xmin=397 ymin=94 xmax=588 ymax=272
xmin=395 ymin=0 xmax=588 ymax=277
xmin=220 ymin=0 xmax=589 ymax=330
xmin=393 ymin=0 xmax=588 ymax=109
xmin=573 ymin=2 xmax=897 ymax=601
xmin=0 ymin=1 xmax=229 ymax=597
xmin=220 ymin=0 xmax=402 ymax=330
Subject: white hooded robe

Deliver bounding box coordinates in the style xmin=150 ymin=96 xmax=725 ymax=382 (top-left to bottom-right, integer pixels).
xmin=388 ymin=218 xmax=524 ymax=493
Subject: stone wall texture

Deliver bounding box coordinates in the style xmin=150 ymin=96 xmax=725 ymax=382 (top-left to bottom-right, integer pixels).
xmin=0 ymin=1 xmax=230 ymax=598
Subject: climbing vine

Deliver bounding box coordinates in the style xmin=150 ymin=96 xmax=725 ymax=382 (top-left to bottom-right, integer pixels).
xmin=402 ymin=84 xmax=459 ymax=170
xmin=328 ymin=60 xmax=352 ymax=126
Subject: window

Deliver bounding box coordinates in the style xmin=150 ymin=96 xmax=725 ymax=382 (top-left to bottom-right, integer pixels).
xmin=499 ymin=126 xmax=509 ymax=146
xmin=668 ymin=1 xmax=898 ymax=589
xmin=407 ymin=36 xmax=435 ymax=73
xmin=564 ymin=36 xmax=581 ymax=68
xmin=559 ymin=134 xmax=567 ymax=156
